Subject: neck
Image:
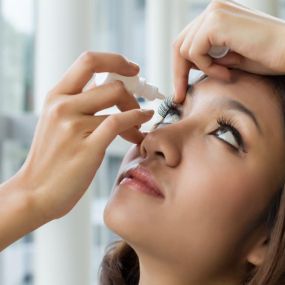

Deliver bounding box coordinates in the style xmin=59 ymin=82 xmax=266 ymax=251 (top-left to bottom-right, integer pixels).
xmin=137 ymin=253 xmax=241 ymax=285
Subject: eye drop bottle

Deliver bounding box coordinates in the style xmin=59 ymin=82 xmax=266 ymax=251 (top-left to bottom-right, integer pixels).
xmin=99 ymin=73 xmax=165 ymax=101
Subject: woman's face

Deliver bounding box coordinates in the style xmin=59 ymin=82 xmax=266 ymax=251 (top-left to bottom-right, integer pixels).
xmin=104 ymin=71 xmax=285 ymax=282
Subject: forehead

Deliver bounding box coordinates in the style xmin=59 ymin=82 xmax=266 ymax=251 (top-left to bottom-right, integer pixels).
xmin=186 ymin=72 xmax=284 ymax=135
xmin=189 ymin=73 xmax=274 ymax=108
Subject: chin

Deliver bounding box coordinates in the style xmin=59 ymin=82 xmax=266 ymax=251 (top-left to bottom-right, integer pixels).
xmin=104 ymin=184 xmax=147 ymax=243
xmin=103 ymin=181 xmax=164 ymax=248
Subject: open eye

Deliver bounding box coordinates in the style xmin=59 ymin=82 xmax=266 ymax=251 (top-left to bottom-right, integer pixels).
xmin=212 ymin=117 xmax=244 ymax=152
xmin=215 ymin=127 xmax=240 ymax=149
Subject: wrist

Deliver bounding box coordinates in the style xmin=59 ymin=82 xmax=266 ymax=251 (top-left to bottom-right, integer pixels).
xmin=0 ymin=171 xmax=46 ymax=250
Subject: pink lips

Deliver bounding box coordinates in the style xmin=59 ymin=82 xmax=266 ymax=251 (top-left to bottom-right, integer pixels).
xmin=118 ymin=166 xmax=164 ymax=199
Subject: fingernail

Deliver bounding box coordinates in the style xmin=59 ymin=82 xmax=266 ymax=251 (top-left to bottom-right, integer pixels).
xmin=141 ymin=109 xmax=154 ymax=115
xmin=129 ymin=61 xmax=140 ymax=70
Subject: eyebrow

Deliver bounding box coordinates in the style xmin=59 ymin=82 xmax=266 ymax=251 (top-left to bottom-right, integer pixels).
xmin=187 ymin=87 xmax=262 ymax=134
xmin=224 ymin=99 xmax=262 ymax=134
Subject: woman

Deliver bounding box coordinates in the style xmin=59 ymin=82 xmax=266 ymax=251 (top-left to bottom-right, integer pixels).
xmin=100 ymin=2 xmax=285 ymax=283
xmin=0 ymin=0 xmax=285 ymax=283
xmin=100 ymin=71 xmax=285 ymax=284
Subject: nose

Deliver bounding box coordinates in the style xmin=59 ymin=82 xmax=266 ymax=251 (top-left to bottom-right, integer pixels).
xmin=139 ymin=125 xmax=182 ymax=167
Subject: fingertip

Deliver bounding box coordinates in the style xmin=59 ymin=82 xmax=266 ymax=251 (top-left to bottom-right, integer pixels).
xmin=140 ymin=109 xmax=154 ymax=121
xmin=141 ymin=109 xmax=154 ymax=115
xmin=207 ymin=64 xmax=232 ymax=82
xmin=120 ymin=129 xmax=145 ymax=144
xmin=173 ymin=93 xmax=182 ymax=104
xmin=173 ymin=80 xmax=187 ymax=104
xmin=126 ymin=61 xmax=140 ymax=76
xmin=129 ymin=61 xmax=140 ymax=71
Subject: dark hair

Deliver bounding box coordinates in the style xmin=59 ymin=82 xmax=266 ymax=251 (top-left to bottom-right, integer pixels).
xmin=99 ymin=75 xmax=285 ymax=285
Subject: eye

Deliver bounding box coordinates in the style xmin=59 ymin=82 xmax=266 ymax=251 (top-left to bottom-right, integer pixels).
xmin=215 ymin=127 xmax=240 ymax=149
xmin=154 ymin=97 xmax=182 ymax=127
xmin=160 ymin=108 xmax=181 ymax=124
xmin=212 ymin=117 xmax=245 ymax=152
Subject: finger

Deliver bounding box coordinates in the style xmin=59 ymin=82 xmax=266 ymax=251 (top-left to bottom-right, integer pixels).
xmin=51 ymin=52 xmax=140 ymax=95
xmin=87 ymin=109 xmax=154 ymax=152
xmin=173 ymin=34 xmax=193 ymax=104
xmin=173 ymin=55 xmax=192 ymax=104
xmin=119 ymin=127 xmax=145 ymax=144
xmin=173 ymin=13 xmax=207 ymax=104
xmin=70 ymin=81 xmax=140 ymax=115
xmin=76 ymin=115 xmax=144 ymax=144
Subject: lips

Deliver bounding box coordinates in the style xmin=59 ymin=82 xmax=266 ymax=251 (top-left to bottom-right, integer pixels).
xmin=118 ymin=166 xmax=165 ymax=198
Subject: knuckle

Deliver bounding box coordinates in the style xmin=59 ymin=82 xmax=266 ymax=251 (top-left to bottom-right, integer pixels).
xmin=179 ymin=44 xmax=190 ymax=58
xmin=104 ymin=115 xmax=119 ymax=130
xmin=111 ymin=80 xmax=125 ymax=90
xmin=110 ymin=81 xmax=127 ymax=98
xmin=47 ymin=98 xmax=70 ymax=120
xmin=79 ymin=51 xmax=95 ymax=67
xmin=188 ymin=46 xmax=197 ymax=60
xmin=62 ymin=119 xmax=82 ymax=134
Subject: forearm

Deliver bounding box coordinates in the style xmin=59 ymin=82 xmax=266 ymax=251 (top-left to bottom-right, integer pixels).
xmin=0 ymin=172 xmax=45 ymax=251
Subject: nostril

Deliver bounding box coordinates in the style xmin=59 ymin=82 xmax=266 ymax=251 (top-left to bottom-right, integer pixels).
xmin=155 ymin=151 xmax=165 ymax=159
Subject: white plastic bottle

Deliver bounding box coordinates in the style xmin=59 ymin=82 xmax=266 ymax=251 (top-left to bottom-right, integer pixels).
xmin=98 ymin=73 xmax=165 ymax=101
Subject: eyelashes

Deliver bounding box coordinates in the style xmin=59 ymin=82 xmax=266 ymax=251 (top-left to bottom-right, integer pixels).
xmin=153 ymin=97 xmax=182 ymax=128
xmin=157 ymin=97 xmax=178 ymax=118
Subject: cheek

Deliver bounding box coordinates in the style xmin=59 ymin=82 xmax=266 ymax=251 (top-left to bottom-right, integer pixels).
xmin=171 ymin=151 xmax=269 ymax=257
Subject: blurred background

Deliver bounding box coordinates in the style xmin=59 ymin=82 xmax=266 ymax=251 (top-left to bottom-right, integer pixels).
xmin=0 ymin=0 xmax=284 ymax=284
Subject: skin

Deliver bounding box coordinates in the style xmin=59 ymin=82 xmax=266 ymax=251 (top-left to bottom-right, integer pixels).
xmin=104 ymin=71 xmax=285 ymax=285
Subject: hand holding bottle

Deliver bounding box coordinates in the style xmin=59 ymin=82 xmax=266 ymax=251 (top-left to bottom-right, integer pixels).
xmin=173 ymin=0 xmax=285 ymax=103
xmin=0 ymin=52 xmax=154 ymax=249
